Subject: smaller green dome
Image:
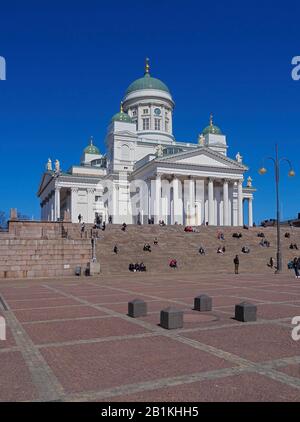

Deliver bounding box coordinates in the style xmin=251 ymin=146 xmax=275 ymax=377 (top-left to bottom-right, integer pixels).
xmin=202 ymin=125 xmax=222 ymax=135
xmin=202 ymin=114 xmax=222 ymax=135
xmin=111 ymin=102 xmax=133 ymax=123
xmin=84 ymin=137 xmax=100 ymax=155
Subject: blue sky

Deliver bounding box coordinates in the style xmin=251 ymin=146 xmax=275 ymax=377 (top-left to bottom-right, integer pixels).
xmin=0 ymin=0 xmax=299 ymax=223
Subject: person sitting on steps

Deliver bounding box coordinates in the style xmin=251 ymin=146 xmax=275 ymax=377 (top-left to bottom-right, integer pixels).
xmin=217 ymin=246 xmax=224 ymax=254
xmin=241 ymin=246 xmax=250 ymax=254
xmin=285 ymin=232 xmax=291 ymax=238
xmin=143 ymin=243 xmax=151 ymax=252
xmin=113 ymin=245 xmax=118 ymax=254
xmin=169 ymin=259 xmax=178 ymax=269
xmin=154 ymin=237 xmax=158 ymax=246
xmin=121 ymin=222 xmax=127 ymax=232
xmin=199 ymin=246 xmax=205 ymax=255
xmin=140 ymin=262 xmax=147 ymax=272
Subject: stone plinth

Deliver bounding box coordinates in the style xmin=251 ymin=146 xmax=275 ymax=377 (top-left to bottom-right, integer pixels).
xmin=235 ymin=302 xmax=257 ymax=322
xmin=128 ymin=299 xmax=147 ymax=318
xmin=194 ymin=294 xmax=212 ymax=312
xmin=88 ymin=261 xmax=101 ymax=276
xmin=160 ymin=307 xmax=183 ymax=329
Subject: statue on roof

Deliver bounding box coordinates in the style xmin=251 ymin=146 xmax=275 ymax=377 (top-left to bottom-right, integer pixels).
xmin=198 ymin=133 xmax=205 ymax=146
xmin=236 ymin=152 xmax=243 ymax=163
xmin=55 ymin=159 xmax=60 ymax=173
xmin=46 ymin=158 xmax=52 ymax=171
xmin=155 ymin=144 xmax=164 ymax=157
xmin=247 ymin=176 xmax=253 ymax=187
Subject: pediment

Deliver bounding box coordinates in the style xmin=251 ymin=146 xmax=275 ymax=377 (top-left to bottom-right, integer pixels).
xmin=37 ymin=172 xmax=54 ymax=196
xmin=157 ymin=147 xmax=247 ymax=170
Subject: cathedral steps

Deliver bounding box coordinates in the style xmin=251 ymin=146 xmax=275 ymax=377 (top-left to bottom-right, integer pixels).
xmin=0 ymin=221 xmax=299 ymax=279
xmin=94 ymin=225 xmax=300 ymax=275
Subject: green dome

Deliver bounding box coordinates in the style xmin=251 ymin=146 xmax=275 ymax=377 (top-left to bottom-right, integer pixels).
xmin=84 ymin=138 xmax=100 ymax=155
xmin=125 ymin=73 xmax=170 ymax=95
xmin=202 ymin=124 xmax=222 ymax=135
xmin=111 ymin=110 xmax=133 ymax=123
xmin=202 ymin=114 xmax=222 ymax=135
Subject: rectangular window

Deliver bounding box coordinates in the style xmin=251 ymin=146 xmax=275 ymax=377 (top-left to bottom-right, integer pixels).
xmin=143 ymin=108 xmax=149 ymax=114
xmin=155 ymin=118 xmax=161 ymax=131
xmin=143 ymin=118 xmax=150 ymax=130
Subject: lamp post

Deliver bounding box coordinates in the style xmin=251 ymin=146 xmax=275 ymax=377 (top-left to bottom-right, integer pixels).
xmin=259 ymin=144 xmax=295 ymax=273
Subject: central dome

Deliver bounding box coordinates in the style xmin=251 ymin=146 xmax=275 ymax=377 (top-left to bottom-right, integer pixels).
xmin=125 ymin=58 xmax=170 ymax=95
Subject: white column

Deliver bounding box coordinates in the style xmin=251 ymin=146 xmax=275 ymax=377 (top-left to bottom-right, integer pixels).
xmin=223 ymin=180 xmax=229 ymax=226
xmin=154 ymin=174 xmax=161 ymax=224
xmin=71 ymin=188 xmax=78 ymax=223
xmin=188 ymin=177 xmax=195 ymax=225
xmin=248 ymin=197 xmax=253 ymax=227
xmin=238 ymin=180 xmax=243 ymax=226
xmin=87 ymin=188 xmax=95 ymax=223
xmin=54 ymin=187 xmax=61 ymax=221
xmin=208 ymin=178 xmax=214 ymax=225
xmin=172 ymin=177 xmax=182 ymax=224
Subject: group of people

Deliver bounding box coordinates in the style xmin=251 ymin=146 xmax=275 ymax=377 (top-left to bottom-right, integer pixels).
xmin=232 ymin=232 xmax=243 ymax=239
xmin=289 ymin=243 xmax=298 ymax=250
xmin=129 ymin=262 xmax=147 ymax=272
xmin=259 ymin=239 xmax=270 ymax=247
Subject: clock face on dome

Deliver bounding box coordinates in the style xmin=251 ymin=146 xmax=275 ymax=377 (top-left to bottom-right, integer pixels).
xmin=154 ymin=108 xmax=161 ymax=116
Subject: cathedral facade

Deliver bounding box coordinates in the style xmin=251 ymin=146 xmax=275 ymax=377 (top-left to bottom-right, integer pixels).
xmin=38 ymin=59 xmax=255 ymax=226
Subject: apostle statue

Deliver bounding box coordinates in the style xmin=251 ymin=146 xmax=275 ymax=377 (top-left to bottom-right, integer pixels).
xmin=55 ymin=159 xmax=60 ymax=173
xmin=236 ymin=152 xmax=243 ymax=163
xmin=46 ymin=158 xmax=52 ymax=171
xmin=198 ymin=134 xmax=205 ymax=146
xmin=155 ymin=144 xmax=164 ymax=157
xmin=247 ymin=176 xmax=253 ymax=187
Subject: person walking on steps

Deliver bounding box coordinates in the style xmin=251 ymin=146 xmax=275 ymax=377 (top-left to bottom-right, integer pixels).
xmin=234 ymin=255 xmax=239 ymax=274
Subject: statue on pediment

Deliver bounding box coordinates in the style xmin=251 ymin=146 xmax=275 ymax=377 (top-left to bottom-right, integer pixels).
xmin=55 ymin=159 xmax=60 ymax=173
xmin=247 ymin=176 xmax=253 ymax=187
xmin=236 ymin=152 xmax=243 ymax=163
xmin=46 ymin=158 xmax=52 ymax=171
xmin=198 ymin=134 xmax=205 ymax=146
xmin=155 ymin=144 xmax=164 ymax=157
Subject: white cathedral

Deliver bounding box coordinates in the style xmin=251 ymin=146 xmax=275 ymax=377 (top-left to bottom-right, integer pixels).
xmin=38 ymin=59 xmax=255 ymax=227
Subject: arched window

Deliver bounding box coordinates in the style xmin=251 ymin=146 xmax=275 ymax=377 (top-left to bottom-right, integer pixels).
xmin=121 ymin=144 xmax=130 ymax=161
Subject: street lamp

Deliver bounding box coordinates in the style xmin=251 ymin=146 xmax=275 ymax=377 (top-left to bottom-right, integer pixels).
xmin=258 ymin=144 xmax=295 ymax=273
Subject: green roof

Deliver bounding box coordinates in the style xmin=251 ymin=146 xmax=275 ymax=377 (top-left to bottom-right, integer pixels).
xmin=111 ymin=111 xmax=133 ymax=123
xmin=202 ymin=114 xmax=222 ymax=135
xmin=202 ymin=124 xmax=222 ymax=135
xmin=125 ymin=73 xmax=170 ymax=95
xmin=84 ymin=138 xmax=100 ymax=155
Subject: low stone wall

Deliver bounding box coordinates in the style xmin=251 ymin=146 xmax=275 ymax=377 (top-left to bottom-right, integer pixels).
xmin=0 ymin=221 xmax=92 ymax=279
